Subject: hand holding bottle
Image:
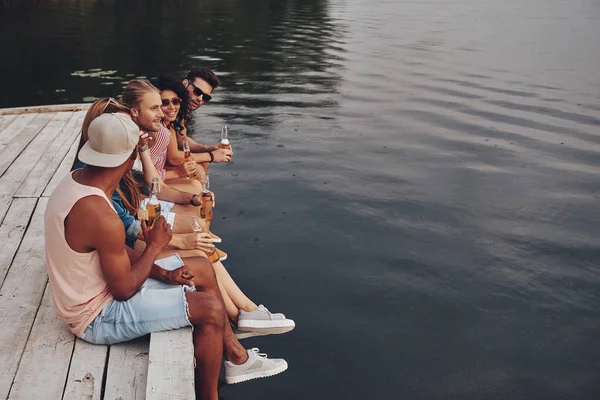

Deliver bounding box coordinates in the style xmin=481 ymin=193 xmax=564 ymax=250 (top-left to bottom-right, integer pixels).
xmin=142 ymin=216 xmax=172 ymax=249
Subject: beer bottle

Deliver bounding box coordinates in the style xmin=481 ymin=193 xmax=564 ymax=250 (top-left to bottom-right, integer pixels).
xmin=219 ymin=124 xmax=231 ymax=150
xmin=182 ymin=139 xmax=197 ymax=180
xmin=200 ymin=175 xmax=213 ymax=221
xmin=146 ymin=178 xmax=162 ymax=227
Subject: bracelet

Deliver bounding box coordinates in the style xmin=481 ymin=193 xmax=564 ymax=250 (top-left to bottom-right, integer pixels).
xmin=138 ymin=144 xmax=148 ymax=153
xmin=208 ymin=152 xmax=214 ymax=163
xmin=190 ymin=194 xmax=199 ymax=205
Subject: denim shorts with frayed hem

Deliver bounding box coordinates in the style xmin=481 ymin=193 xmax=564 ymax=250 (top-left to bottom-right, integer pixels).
xmin=82 ymin=254 xmax=193 ymax=345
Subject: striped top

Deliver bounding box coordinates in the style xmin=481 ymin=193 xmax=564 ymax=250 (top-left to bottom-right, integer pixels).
xmin=149 ymin=123 xmax=172 ymax=179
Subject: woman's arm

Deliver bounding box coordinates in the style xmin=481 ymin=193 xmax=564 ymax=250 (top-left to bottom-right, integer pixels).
xmin=166 ymin=128 xmax=186 ymax=166
xmin=138 ymin=147 xmax=195 ymax=203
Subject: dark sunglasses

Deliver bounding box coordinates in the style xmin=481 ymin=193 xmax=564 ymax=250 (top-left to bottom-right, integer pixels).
xmin=187 ymin=80 xmax=212 ymax=103
xmin=161 ymin=97 xmax=182 ymax=107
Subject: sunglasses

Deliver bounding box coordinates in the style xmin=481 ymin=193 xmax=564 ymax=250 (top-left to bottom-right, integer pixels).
xmin=187 ymin=80 xmax=212 ymax=103
xmin=102 ymin=97 xmax=119 ymax=112
xmin=161 ymin=97 xmax=182 ymax=107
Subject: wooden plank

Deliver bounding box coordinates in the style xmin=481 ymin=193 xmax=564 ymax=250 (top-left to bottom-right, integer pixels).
xmin=42 ymin=133 xmax=80 ymax=197
xmin=0 ymin=198 xmax=37 ymax=287
xmin=0 ymin=114 xmax=17 ymax=133
xmin=0 ymin=103 xmax=89 ymax=116
xmin=0 ymin=112 xmax=54 ymax=178
xmin=62 ymin=338 xmax=108 ymax=400
xmin=0 ymin=112 xmax=71 ymax=197
xmin=15 ymin=111 xmax=84 ymax=198
xmin=104 ymin=337 xmax=150 ymax=400
xmin=146 ymin=328 xmax=195 ymax=400
xmin=0 ymin=113 xmax=37 ymax=152
xmin=0 ymin=198 xmax=47 ymax=399
xmin=7 ymin=284 xmax=75 ymax=400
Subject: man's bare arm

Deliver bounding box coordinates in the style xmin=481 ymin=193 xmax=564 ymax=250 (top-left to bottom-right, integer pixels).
xmin=72 ymin=197 xmax=170 ymax=301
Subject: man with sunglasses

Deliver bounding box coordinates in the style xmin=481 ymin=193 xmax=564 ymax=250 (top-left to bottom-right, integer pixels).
xmin=181 ymin=68 xmax=233 ymax=162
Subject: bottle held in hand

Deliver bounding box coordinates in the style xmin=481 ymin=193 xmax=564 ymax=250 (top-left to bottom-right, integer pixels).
xmin=200 ymin=175 xmax=213 ymax=221
xmin=182 ymin=139 xmax=196 ymax=180
xmin=190 ymin=217 xmax=219 ymax=263
xmin=146 ymin=178 xmax=162 ymax=228
xmin=219 ymin=124 xmax=231 ymax=150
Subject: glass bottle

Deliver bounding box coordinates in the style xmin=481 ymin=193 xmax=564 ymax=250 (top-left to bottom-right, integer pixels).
xmin=219 ymin=124 xmax=231 ymax=150
xmin=189 ymin=217 xmax=219 ymax=263
xmin=182 ymin=139 xmax=196 ymax=179
xmin=146 ymin=178 xmax=162 ymax=227
xmin=200 ymin=175 xmax=213 ymax=221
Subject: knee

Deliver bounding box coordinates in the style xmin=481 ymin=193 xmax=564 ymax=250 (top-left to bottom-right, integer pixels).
xmin=196 ymin=295 xmax=224 ymax=328
xmin=187 ymin=257 xmax=217 ymax=286
xmin=189 ymin=179 xmax=203 ymax=192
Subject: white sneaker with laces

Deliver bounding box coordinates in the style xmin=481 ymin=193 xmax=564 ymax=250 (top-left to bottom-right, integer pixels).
xmin=224 ymin=348 xmax=288 ymax=384
xmin=237 ymin=305 xmax=295 ymax=335
xmin=231 ymin=322 xmax=268 ymax=340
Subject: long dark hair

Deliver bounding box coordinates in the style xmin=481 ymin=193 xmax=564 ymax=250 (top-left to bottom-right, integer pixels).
xmin=152 ymin=75 xmax=191 ymax=128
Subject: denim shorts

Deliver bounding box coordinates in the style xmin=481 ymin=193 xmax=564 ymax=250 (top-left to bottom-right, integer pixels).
xmin=82 ymin=254 xmax=193 ymax=345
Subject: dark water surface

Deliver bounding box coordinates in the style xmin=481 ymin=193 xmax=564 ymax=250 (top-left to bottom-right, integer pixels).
xmin=2 ymin=0 xmax=600 ymax=399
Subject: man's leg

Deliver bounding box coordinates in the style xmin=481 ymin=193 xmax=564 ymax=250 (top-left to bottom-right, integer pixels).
xmin=185 ymin=257 xmax=248 ymax=364
xmin=186 ymin=291 xmax=225 ymax=400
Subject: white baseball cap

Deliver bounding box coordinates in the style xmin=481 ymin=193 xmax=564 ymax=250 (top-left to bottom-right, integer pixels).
xmin=78 ymin=113 xmax=139 ymax=168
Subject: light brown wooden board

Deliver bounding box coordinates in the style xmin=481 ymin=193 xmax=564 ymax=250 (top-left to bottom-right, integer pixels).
xmin=15 ymin=111 xmax=84 ymax=198
xmin=0 ymin=198 xmax=37 ymax=287
xmin=0 ymin=112 xmax=71 ymax=196
xmin=7 ymin=283 xmax=76 ymax=399
xmin=146 ymin=328 xmax=195 ymax=400
xmin=62 ymin=338 xmax=108 ymax=400
xmin=0 ymin=198 xmax=47 ymax=399
xmin=0 ymin=112 xmax=54 ymax=179
xmin=103 ymin=336 xmax=150 ymax=400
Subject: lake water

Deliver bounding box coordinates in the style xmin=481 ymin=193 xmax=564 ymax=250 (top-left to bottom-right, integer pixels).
xmin=2 ymin=0 xmax=600 ymax=399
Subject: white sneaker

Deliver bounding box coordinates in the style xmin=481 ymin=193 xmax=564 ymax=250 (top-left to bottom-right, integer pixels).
xmin=224 ymin=348 xmax=288 ymax=384
xmin=231 ymin=322 xmax=267 ymax=340
xmin=237 ymin=305 xmax=295 ymax=335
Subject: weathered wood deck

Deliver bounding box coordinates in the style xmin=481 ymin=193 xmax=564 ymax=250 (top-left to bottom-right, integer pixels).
xmin=0 ymin=105 xmax=194 ymax=400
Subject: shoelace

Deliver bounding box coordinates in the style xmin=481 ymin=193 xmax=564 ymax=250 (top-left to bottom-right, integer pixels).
xmin=249 ymin=348 xmax=269 ymax=359
xmin=259 ymin=305 xmax=286 ymax=319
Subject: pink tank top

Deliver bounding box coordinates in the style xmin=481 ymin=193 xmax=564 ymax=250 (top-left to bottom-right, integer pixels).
xmin=149 ymin=124 xmax=172 ymax=179
xmin=44 ymin=172 xmax=115 ymax=337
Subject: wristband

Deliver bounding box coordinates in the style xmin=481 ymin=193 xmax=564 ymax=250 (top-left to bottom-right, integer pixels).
xmin=208 ymin=152 xmax=214 ymax=163
xmin=138 ymin=144 xmax=148 ymax=153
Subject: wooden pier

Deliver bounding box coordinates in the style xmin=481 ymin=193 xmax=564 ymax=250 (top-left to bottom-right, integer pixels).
xmin=0 ymin=105 xmax=194 ymax=399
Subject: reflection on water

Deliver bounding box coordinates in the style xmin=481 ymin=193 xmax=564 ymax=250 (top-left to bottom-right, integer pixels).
xmin=2 ymin=0 xmax=600 ymax=399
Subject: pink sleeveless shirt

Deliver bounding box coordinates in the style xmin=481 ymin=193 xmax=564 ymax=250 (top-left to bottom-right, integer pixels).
xmin=44 ymin=172 xmax=115 ymax=337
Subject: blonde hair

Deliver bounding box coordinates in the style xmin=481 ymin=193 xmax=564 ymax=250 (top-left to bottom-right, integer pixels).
xmin=121 ymin=79 xmax=160 ymax=110
xmin=74 ymin=97 xmax=144 ymax=216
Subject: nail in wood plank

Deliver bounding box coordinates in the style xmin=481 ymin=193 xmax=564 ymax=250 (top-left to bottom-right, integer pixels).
xmin=62 ymin=338 xmax=107 ymax=400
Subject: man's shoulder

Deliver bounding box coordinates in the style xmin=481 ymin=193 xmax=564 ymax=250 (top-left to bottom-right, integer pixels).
xmin=70 ymin=195 xmax=121 ymax=228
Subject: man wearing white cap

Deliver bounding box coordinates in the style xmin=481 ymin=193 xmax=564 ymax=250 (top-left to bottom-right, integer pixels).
xmin=44 ymin=113 xmax=288 ymax=399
